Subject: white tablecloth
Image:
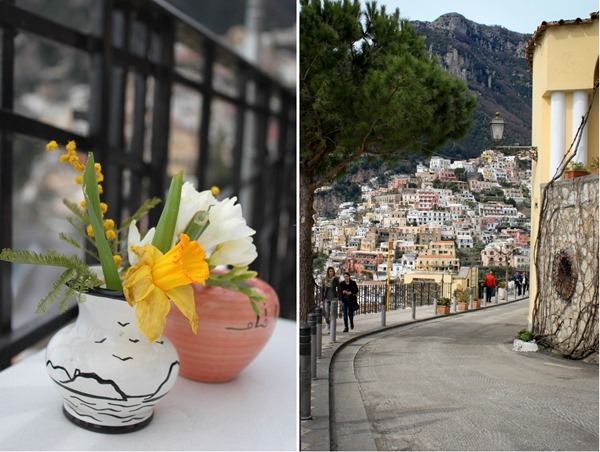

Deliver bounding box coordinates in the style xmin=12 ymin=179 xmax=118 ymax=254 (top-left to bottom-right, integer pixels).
xmin=0 ymin=319 xmax=296 ymax=451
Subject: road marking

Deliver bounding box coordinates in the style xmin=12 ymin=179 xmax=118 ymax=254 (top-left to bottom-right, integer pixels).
xmin=544 ymin=362 xmax=581 ymax=370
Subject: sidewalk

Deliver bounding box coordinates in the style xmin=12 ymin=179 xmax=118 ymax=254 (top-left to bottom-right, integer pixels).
xmin=300 ymin=295 xmax=529 ymax=451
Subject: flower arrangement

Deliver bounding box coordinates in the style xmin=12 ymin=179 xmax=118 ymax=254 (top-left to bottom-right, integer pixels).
xmin=0 ymin=141 xmax=263 ymax=343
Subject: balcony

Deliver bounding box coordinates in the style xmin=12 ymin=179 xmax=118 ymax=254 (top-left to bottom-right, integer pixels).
xmin=0 ymin=0 xmax=296 ymax=369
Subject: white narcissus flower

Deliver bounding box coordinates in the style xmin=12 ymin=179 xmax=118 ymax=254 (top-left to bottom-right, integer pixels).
xmin=171 ymin=182 xmax=217 ymax=248
xmin=208 ymin=237 xmax=258 ymax=267
xmin=168 ymin=182 xmax=258 ymax=267
xmin=197 ymin=196 xmax=256 ymax=254
xmin=127 ymin=220 xmax=155 ymax=266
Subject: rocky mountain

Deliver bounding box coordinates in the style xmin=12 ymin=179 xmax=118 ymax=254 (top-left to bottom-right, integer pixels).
xmin=410 ymin=13 xmax=533 ymax=160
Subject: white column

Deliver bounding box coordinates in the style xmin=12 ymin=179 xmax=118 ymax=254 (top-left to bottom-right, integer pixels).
xmin=572 ymin=90 xmax=589 ymax=165
xmin=550 ymin=91 xmax=566 ymax=179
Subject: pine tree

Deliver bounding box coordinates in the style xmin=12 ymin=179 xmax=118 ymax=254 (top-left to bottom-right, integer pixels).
xmin=300 ymin=0 xmax=477 ymax=322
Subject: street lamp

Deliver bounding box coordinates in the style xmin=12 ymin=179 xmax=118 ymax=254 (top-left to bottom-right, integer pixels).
xmin=489 ymin=112 xmax=538 ymax=161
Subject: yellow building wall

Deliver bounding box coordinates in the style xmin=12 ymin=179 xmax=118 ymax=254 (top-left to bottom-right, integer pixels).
xmin=529 ymin=18 xmax=599 ymax=326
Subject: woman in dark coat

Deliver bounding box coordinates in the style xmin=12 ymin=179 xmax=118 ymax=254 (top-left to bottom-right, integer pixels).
xmin=339 ymin=272 xmax=358 ymax=332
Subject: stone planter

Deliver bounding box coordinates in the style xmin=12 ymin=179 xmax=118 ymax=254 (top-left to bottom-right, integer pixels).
xmin=472 ymin=299 xmax=481 ymax=309
xmin=513 ymin=339 xmax=539 ymax=352
xmin=436 ymin=305 xmax=450 ymax=315
xmin=457 ymin=302 xmax=469 ymax=311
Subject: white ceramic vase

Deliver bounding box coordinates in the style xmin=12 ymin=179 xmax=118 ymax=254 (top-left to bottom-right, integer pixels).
xmin=45 ymin=288 xmax=180 ymax=433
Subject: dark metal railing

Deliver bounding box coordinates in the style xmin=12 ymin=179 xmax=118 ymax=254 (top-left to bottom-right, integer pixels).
xmin=314 ymin=280 xmax=480 ymax=316
xmin=0 ymin=0 xmax=296 ymax=368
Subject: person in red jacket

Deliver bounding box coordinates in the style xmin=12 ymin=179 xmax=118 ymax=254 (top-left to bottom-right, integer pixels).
xmin=484 ymin=271 xmax=497 ymax=304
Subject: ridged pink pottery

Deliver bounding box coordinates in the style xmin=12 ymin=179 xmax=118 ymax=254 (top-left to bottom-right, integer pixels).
xmin=163 ymin=278 xmax=279 ymax=383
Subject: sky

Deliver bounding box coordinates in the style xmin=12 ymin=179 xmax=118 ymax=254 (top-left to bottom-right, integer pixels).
xmin=377 ymin=0 xmax=599 ymax=34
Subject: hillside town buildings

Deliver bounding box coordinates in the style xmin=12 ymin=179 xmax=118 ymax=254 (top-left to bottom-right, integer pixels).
xmin=313 ymin=150 xmax=532 ymax=284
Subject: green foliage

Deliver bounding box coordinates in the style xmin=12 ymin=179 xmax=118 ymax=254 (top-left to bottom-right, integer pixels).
xmin=516 ymin=329 xmax=534 ymax=342
xmin=437 ymin=297 xmax=451 ymax=306
xmin=207 ymin=267 xmax=266 ymax=316
xmin=152 ymin=171 xmax=183 ymax=253
xmin=567 ymin=161 xmax=589 ymax=172
xmin=0 ymin=249 xmax=103 ymax=314
xmin=300 ymin=0 xmax=477 ymax=189
xmin=454 ymin=288 xmax=470 ymax=304
xmin=183 ymin=211 xmax=211 ymax=242
xmin=331 ymin=179 xmax=361 ymax=202
xmin=312 ymin=251 xmax=328 ymax=272
xmin=117 ymin=197 xmax=162 ymax=234
xmin=82 ymin=154 xmax=122 ymax=291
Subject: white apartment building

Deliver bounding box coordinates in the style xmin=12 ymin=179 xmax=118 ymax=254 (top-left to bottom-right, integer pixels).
xmin=456 ymin=230 xmax=474 ymax=249
xmin=416 ymin=163 xmax=429 ymax=173
xmin=429 ymin=156 xmax=452 ymax=172
xmin=407 ymin=209 xmax=452 ymax=226
xmin=400 ymin=253 xmax=417 ymax=271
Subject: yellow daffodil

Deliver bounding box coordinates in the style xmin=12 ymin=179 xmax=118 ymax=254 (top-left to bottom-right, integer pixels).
xmin=122 ymin=233 xmax=209 ymax=343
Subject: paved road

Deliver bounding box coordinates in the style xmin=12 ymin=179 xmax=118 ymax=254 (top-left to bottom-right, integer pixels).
xmin=331 ymin=301 xmax=599 ymax=451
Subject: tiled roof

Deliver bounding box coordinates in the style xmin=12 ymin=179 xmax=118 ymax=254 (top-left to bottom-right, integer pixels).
xmin=526 ymin=12 xmax=599 ymax=73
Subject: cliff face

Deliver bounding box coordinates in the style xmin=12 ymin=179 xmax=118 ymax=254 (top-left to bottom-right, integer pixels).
xmin=411 ymin=13 xmax=533 ymax=159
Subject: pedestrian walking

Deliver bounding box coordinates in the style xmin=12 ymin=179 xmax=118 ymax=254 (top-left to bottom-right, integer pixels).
xmin=513 ymin=271 xmax=523 ymax=296
xmin=339 ymin=272 xmax=359 ymax=332
xmin=484 ymin=270 xmax=496 ymax=304
xmin=320 ymin=267 xmax=340 ymax=334
xmin=522 ymin=272 xmax=529 ymax=295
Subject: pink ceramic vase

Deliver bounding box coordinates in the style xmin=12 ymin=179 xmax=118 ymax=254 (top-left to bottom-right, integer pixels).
xmin=163 ymin=277 xmax=279 ymax=383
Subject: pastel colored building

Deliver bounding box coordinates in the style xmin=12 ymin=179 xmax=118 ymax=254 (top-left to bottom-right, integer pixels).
xmin=527 ymin=13 xmax=599 ymax=326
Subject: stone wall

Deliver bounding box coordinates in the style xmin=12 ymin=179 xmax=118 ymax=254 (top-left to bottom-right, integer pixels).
xmin=533 ymin=174 xmax=599 ymax=359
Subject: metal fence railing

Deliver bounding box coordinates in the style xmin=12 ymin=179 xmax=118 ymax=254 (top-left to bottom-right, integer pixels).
xmin=0 ymin=0 xmax=296 ymax=368
xmin=314 ymin=281 xmax=480 ymax=317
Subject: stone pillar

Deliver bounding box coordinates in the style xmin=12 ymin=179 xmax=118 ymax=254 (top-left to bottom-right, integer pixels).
xmin=550 ymin=91 xmax=566 ymax=179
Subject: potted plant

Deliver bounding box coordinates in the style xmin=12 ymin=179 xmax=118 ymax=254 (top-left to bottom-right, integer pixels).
xmin=589 ymin=157 xmax=599 ymax=175
xmin=455 ymin=288 xmax=469 ymax=311
xmin=471 ymin=296 xmax=481 ymax=309
xmin=564 ymin=161 xmax=590 ymax=179
xmin=436 ymin=297 xmax=451 ymax=315
xmin=513 ymin=329 xmax=538 ymax=352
